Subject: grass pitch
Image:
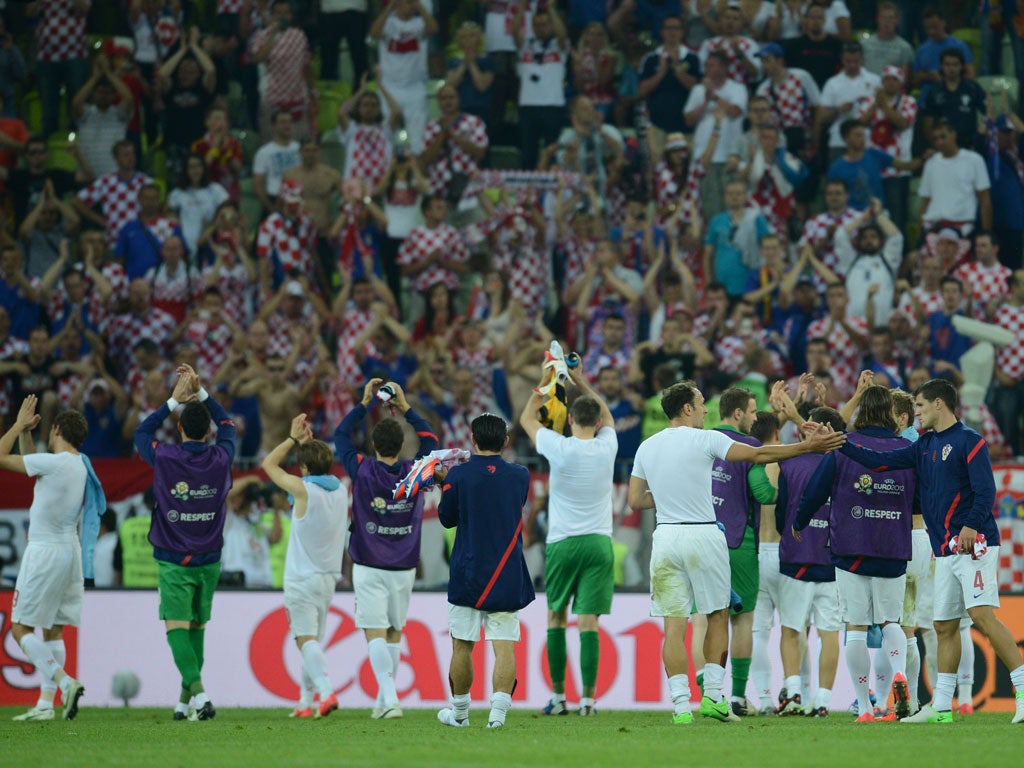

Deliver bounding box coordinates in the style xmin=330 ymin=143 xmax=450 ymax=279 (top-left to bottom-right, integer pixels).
xmin=1 ymin=707 xmax=1019 ymax=768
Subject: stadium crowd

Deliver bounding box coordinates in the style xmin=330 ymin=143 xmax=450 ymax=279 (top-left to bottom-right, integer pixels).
xmin=2 ymin=1 xmax=1024 ymax=584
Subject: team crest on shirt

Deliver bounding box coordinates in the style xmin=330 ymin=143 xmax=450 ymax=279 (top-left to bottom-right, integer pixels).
xmin=171 ymin=481 xmax=191 ymax=501
xmin=371 ymin=497 xmax=388 ymax=515
xmin=942 ymin=444 xmax=952 ymax=461
xmin=854 ymin=475 xmax=874 ymax=495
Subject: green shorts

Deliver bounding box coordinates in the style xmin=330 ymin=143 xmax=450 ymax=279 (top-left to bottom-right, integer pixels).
xmin=545 ymin=534 xmax=614 ymax=616
xmin=157 ymin=561 xmax=220 ymax=624
xmin=729 ymin=526 xmax=759 ymax=615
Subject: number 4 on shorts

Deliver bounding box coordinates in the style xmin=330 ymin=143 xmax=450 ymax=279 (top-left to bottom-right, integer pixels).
xmin=974 ymin=570 xmax=984 ymax=591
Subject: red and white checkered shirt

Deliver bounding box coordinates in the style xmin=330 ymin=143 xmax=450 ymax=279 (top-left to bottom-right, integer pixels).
xmin=452 ymin=343 xmax=497 ymax=413
xmin=248 ymin=27 xmax=311 ymax=110
xmin=896 ymin=287 xmax=944 ymax=325
xmin=713 ymin=332 xmax=784 ymax=377
xmin=954 ymin=261 xmax=1012 ymax=321
xmin=77 ymin=172 xmax=154 ymax=248
xmin=699 ymin=36 xmax=760 ymax=88
xmin=424 ymin=114 xmax=489 ymax=197
xmin=994 ymin=302 xmax=1024 ymax=381
xmin=46 ymin=290 xmax=107 ymax=331
xmin=806 ymin=314 xmax=869 ymax=397
xmin=125 ymin=362 xmax=174 ymax=402
xmin=582 ymin=345 xmax=631 ymax=383
xmin=266 ymin=311 xmax=315 ymax=359
xmin=492 ymin=234 xmax=549 ymax=317
xmin=217 ymin=0 xmax=244 ymax=12
xmin=144 ymin=263 xmax=203 ymax=324
xmin=0 ymin=336 xmax=29 ymax=419
xmin=859 ymin=92 xmax=917 ymax=179
xmin=339 ymin=122 xmax=395 ymax=189
xmin=978 ymin=404 xmax=1007 ymax=454
xmin=799 ymin=207 xmax=860 ymax=276
xmin=98 ymin=261 xmax=129 ymax=309
xmin=751 ymin=155 xmax=796 ymax=238
xmin=35 ymin=0 xmax=90 ymax=62
xmin=441 ymin=401 xmax=476 ymax=454
xmin=256 ymin=211 xmax=318 ymax=286
xmin=654 ymin=158 xmax=708 ymax=226
xmin=397 ymin=224 xmax=470 ymax=293
xmin=102 ymin=307 xmax=178 ymax=373
xmin=200 ymin=262 xmax=252 ymax=326
xmin=179 ymin=320 xmax=234 ymax=380
xmin=558 ymin=234 xmax=597 ymax=301
xmin=756 ymin=71 xmax=814 ymax=130
xmin=334 ymin=306 xmax=376 ymax=386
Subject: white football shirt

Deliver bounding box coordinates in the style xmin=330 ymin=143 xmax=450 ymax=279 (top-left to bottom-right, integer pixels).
xmin=536 ymin=426 xmax=617 ymax=544
xmin=23 ymin=452 xmax=87 ymax=544
xmin=631 ymin=426 xmax=737 ymax=525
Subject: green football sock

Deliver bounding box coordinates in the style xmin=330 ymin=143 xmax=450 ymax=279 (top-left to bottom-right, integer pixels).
xmin=731 ymin=657 xmax=752 ymax=700
xmin=189 ymin=628 xmax=205 ymax=674
xmin=166 ymin=629 xmax=201 ymax=690
xmin=179 ymin=687 xmax=191 ymax=705
xmin=547 ymin=628 xmax=567 ymax=694
xmin=696 ymin=672 xmax=704 ymax=696
xmin=580 ymin=631 xmax=599 ymax=690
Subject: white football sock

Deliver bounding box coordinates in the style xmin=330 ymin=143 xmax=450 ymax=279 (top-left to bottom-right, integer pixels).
xmin=800 ymin=641 xmax=813 ymax=703
xmin=368 ymin=638 xmax=398 ymax=707
xmin=906 ymin=636 xmax=921 ymax=708
xmin=19 ymin=634 xmax=61 ymax=683
xmin=881 ymin=623 xmax=907 ymax=680
xmin=957 ymin=625 xmax=974 ymax=702
xmin=451 ymin=692 xmax=471 ymax=719
xmin=298 ymin=669 xmax=315 ymax=708
xmin=785 ymin=675 xmax=802 ymax=700
xmin=668 ymin=674 xmax=692 ymax=715
xmin=921 ymin=628 xmax=938 ymax=690
xmin=933 ymin=672 xmax=956 ymax=712
xmin=703 ymin=663 xmax=725 ymax=703
xmin=845 ymin=630 xmax=872 ymax=714
xmin=873 ymin=645 xmax=891 ymax=701
xmin=300 ymin=640 xmax=334 ymax=698
xmin=1009 ymin=664 xmax=1024 ymax=691
xmin=750 ymin=629 xmax=773 ymax=708
xmin=195 ymin=691 xmax=210 ymax=708
xmin=814 ymin=687 xmax=832 ymax=709
xmin=38 ymin=639 xmax=64 ymax=707
xmin=489 ymin=691 xmax=512 ymax=726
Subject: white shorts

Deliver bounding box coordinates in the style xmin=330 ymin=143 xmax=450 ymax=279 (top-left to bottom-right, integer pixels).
xmin=353 ymin=563 xmax=416 ymax=630
xmin=903 ymin=529 xmax=934 ymax=628
xmin=933 ymin=548 xmax=1000 ymax=622
xmin=836 ymin=569 xmax=906 ymax=626
xmin=284 ymin=573 xmax=337 ymax=639
xmin=753 ymin=543 xmax=781 ymax=632
xmin=777 ymin=575 xmax=841 ymax=632
xmin=649 ymin=524 xmax=730 ymax=617
xmin=448 ymin=604 xmax=520 ymax=642
xmin=12 ymin=541 xmax=83 ymax=629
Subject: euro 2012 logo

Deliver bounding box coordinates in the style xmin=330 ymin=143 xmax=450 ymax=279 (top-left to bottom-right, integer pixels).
xmin=371 ymin=497 xmax=388 ymax=515
xmin=854 ymin=475 xmax=873 ymax=495
xmin=170 ymin=482 xmax=191 ymax=501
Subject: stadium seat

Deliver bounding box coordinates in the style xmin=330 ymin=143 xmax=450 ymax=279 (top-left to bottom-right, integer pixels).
xmin=24 ymin=91 xmax=42 ymax=134
xmin=238 ymin=177 xmax=262 ymax=225
xmin=952 ymin=28 xmax=982 ymax=64
xmin=317 ymin=93 xmax=345 ymax=135
xmin=489 ymin=145 xmax=522 ymax=170
xmin=977 ymin=75 xmax=1020 ymax=112
xmin=319 ymin=134 xmax=346 ymax=175
xmin=232 ymin=129 xmax=261 ymax=166
xmin=46 ymin=134 xmax=78 ymax=174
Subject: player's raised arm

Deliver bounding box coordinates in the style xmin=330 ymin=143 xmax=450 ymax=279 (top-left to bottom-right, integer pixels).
xmin=133 ymin=366 xmax=197 ymax=465
xmin=262 ymin=414 xmax=312 ymax=506
xmin=0 ymin=396 xmax=42 ymax=474
xmin=726 ymin=425 xmax=846 ymax=465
